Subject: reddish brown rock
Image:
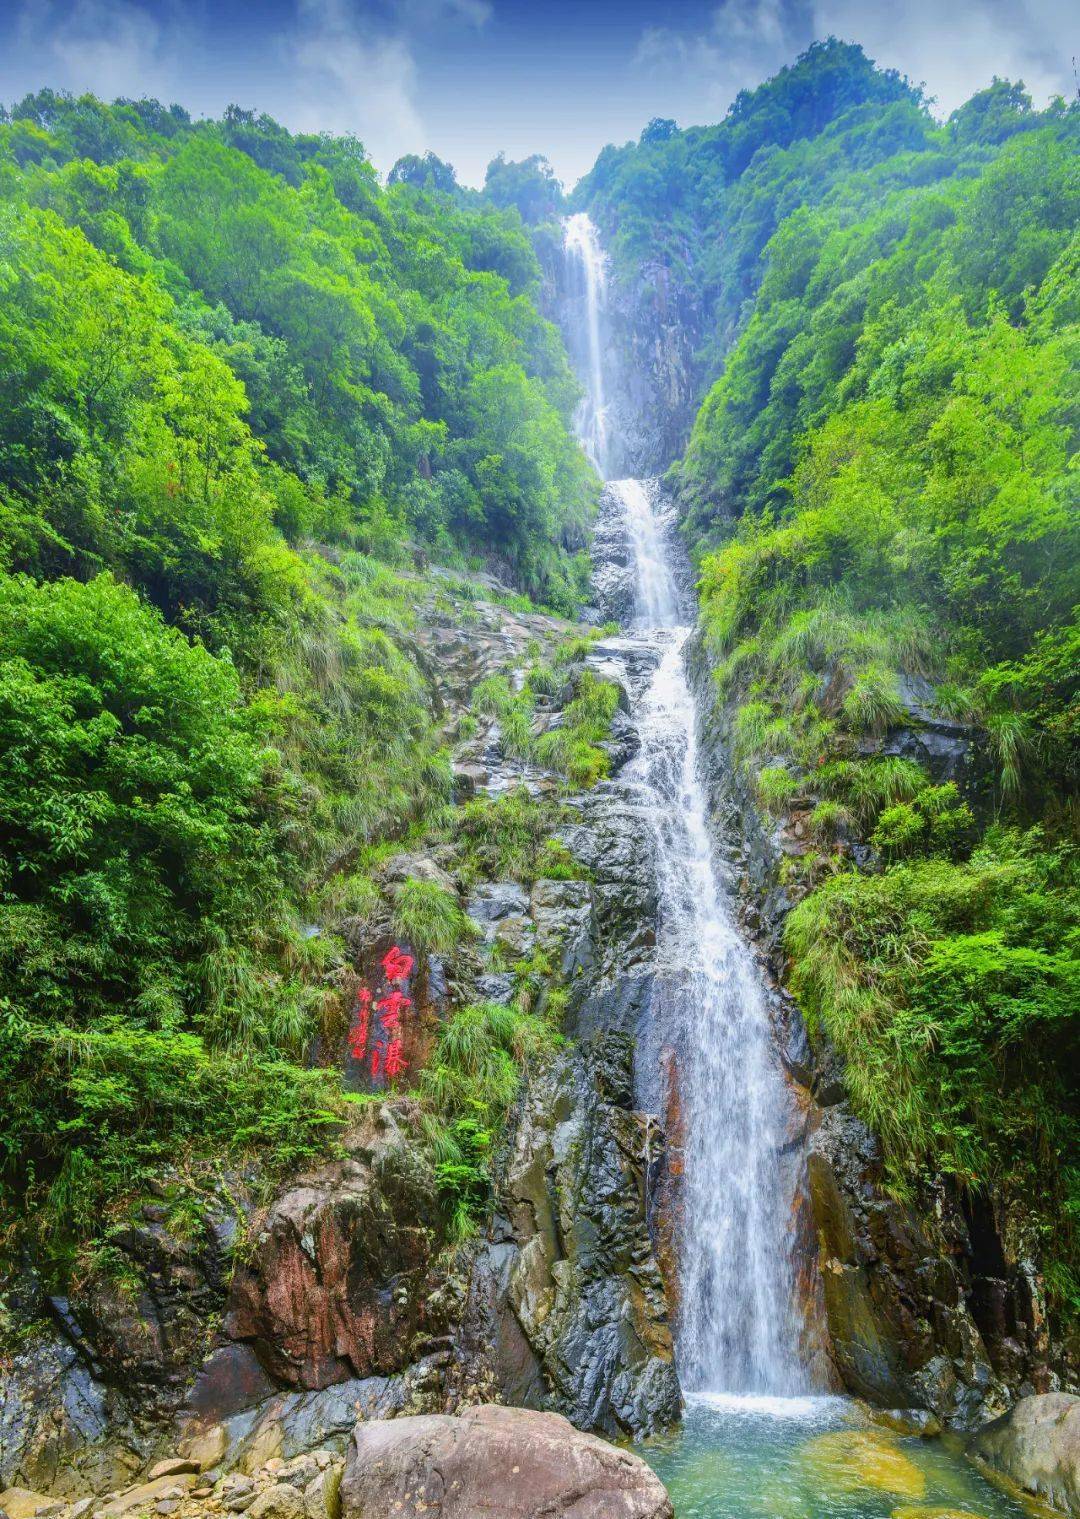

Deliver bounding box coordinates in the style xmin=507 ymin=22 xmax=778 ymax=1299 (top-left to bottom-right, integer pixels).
xmin=225 ymin=1110 xmax=440 ymax=1389
xmin=339 ymin=1404 xmax=673 ymax=1519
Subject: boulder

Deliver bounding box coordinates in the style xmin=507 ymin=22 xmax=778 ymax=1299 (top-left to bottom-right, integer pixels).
xmin=968 ymin=1393 xmax=1080 ymax=1516
xmin=246 ymin=1485 xmax=304 ymax=1519
xmin=95 ymin=1475 xmax=197 ymax=1517
xmin=146 ymin=1460 xmax=200 ymax=1480
xmin=177 ymin=1424 xmax=229 ymax=1473
xmin=339 ymin=1404 xmax=673 ymax=1518
xmin=0 ymin=1489 xmax=63 ymax=1519
xmin=302 ymin=1466 xmax=342 ymax=1519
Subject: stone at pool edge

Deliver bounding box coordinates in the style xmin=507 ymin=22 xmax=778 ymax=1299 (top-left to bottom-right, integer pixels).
xmin=339 ymin=1403 xmax=674 ymax=1519
xmin=967 ymin=1392 xmax=1080 ymax=1518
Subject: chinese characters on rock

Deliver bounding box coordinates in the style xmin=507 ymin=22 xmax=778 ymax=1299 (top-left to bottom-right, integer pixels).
xmin=348 ymin=945 xmax=414 ymax=1085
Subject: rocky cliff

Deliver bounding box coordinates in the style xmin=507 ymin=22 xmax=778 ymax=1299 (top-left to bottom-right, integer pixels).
xmin=0 ymin=566 xmax=680 ymax=1498
xmin=685 ymin=628 xmax=1069 ymax=1428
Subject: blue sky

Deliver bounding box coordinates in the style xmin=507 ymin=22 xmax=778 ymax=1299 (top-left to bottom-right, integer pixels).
xmin=0 ymin=0 xmax=1075 ymax=186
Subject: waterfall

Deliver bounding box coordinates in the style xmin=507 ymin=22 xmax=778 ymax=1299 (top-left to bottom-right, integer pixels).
xmin=612 ymin=478 xmax=804 ymax=1395
xmin=564 ymin=210 xmax=805 ymax=1398
xmin=563 ymin=212 xmax=609 ymax=477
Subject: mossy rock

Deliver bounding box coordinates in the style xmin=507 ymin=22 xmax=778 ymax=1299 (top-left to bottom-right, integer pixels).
xmin=800 ymin=1430 xmax=927 ymax=1499
xmin=891 ymin=1508 xmax=988 ymax=1519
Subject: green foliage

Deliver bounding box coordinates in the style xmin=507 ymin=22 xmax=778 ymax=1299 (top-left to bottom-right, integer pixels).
xmin=1 ymin=1020 xmax=346 ymax=1277
xmin=0 ymin=88 xmax=600 ymax=1264
xmin=534 ymin=668 xmax=618 ymax=787
xmin=756 ymin=765 xmax=798 ymax=814
xmin=391 ymin=877 xmax=476 ymax=956
xmin=0 ymin=93 xmax=595 ymax=608
xmin=454 ymin=787 xmax=564 ymax=886
xmin=417 ymin=1000 xmax=557 ymax=1236
xmin=785 ymin=830 xmax=1078 ymax=1310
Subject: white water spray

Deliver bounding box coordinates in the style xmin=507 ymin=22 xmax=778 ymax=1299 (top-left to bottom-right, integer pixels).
xmin=563 ymin=212 xmax=609 ymax=477
xmin=611 ymin=478 xmax=804 ymax=1394
xmin=565 ymin=212 xmax=806 ymax=1396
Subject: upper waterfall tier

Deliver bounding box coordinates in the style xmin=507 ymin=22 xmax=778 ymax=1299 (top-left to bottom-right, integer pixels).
xmin=562 ymin=212 xmax=610 ymax=477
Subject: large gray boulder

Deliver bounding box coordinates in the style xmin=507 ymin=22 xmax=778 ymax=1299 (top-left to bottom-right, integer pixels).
xmin=969 ymin=1393 xmax=1080 ymax=1516
xmin=339 ymin=1404 xmax=673 ymax=1518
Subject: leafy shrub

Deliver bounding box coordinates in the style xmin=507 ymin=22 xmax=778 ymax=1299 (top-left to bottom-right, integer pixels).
xmin=786 ymin=829 xmax=1079 ymax=1313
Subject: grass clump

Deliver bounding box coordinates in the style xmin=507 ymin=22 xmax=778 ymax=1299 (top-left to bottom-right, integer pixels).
xmin=417 ymin=1000 xmax=558 ymax=1240
xmin=471 ymin=674 xmax=535 ymax=759
xmin=756 ymin=765 xmax=798 ymax=814
xmin=455 ymin=788 xmax=564 ymax=886
xmin=391 ymin=877 xmax=477 ymax=956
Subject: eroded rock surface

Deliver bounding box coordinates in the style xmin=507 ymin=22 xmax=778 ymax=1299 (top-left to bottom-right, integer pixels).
xmin=969 ymin=1393 xmax=1080 ymax=1516
xmin=339 ymin=1404 xmax=674 ymax=1519
xmin=225 ymin=1108 xmax=440 ymax=1390
xmin=502 ymin=1034 xmax=680 ymax=1437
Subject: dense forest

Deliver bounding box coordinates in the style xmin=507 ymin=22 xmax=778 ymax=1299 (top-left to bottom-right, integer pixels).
xmin=576 ymin=44 xmax=1079 ymax=1320
xmin=0 ymin=40 xmax=1076 ymax=1348
xmin=0 ymin=90 xmax=597 ymax=1281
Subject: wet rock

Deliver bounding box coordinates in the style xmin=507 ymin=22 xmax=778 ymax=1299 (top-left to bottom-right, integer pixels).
xmin=502 ymin=1034 xmax=680 ymax=1437
xmin=968 ymin=1393 xmax=1080 ymax=1516
xmin=799 ymin=1430 xmax=927 ymax=1499
xmin=225 ymin=1110 xmax=439 ymax=1391
xmin=0 ymin=1329 xmax=140 ymax=1497
xmin=807 ymin=1106 xmax=1003 ymax=1426
xmin=530 ymin=878 xmax=593 ymax=977
xmin=869 ymin=1409 xmax=943 ymax=1438
xmin=891 ymin=1508 xmax=988 ymax=1519
xmin=339 ymin=1404 xmax=674 ymax=1519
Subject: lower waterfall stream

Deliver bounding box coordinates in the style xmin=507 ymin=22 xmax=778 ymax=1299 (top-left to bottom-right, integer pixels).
xmin=613 ymin=477 xmax=803 ymax=1398
xmin=605 ymin=478 xmax=1033 ymax=1519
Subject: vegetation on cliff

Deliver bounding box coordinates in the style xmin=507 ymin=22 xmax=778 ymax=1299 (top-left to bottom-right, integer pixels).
xmin=591 ymin=49 xmax=1079 ymax=1319
xmin=0 ymin=91 xmax=597 ymax=1279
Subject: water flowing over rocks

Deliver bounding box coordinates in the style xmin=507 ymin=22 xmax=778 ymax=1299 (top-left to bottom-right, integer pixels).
xmin=551 ymin=219 xmax=703 ymax=478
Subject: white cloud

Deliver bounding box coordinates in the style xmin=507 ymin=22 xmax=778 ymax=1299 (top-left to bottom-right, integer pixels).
xmin=281 ymin=0 xmax=427 ymax=158
xmin=5 ymin=0 xmax=193 ymax=105
xmin=632 ymin=0 xmax=1075 ymax=124
xmin=0 ymin=0 xmax=494 ymax=173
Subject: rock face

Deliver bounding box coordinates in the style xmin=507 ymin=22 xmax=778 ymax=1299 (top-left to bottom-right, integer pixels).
xmin=501 ymin=1035 xmax=680 ymax=1437
xmin=225 ymin=1108 xmax=440 ymax=1390
xmin=549 ymin=243 xmax=703 ymax=478
xmin=685 ymin=627 xmax=1066 ymax=1427
xmin=808 ymin=1108 xmax=1003 ymax=1426
xmin=969 ymin=1393 xmax=1080 ymax=1516
xmin=339 ymin=1404 xmax=673 ymax=1519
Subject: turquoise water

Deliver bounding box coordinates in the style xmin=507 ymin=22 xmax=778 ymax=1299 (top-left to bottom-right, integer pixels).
xmin=636 ymin=1395 xmax=1035 ymax=1519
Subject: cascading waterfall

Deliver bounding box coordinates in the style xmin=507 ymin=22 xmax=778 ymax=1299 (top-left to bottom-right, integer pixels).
xmin=564 ymin=217 xmax=804 ymax=1396
xmin=563 ymin=212 xmax=609 ymax=477
xmin=615 ymin=484 xmax=804 ymax=1396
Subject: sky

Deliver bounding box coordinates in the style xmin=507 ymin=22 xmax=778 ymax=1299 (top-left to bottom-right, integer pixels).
xmin=0 ymin=0 xmax=1075 ymax=187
